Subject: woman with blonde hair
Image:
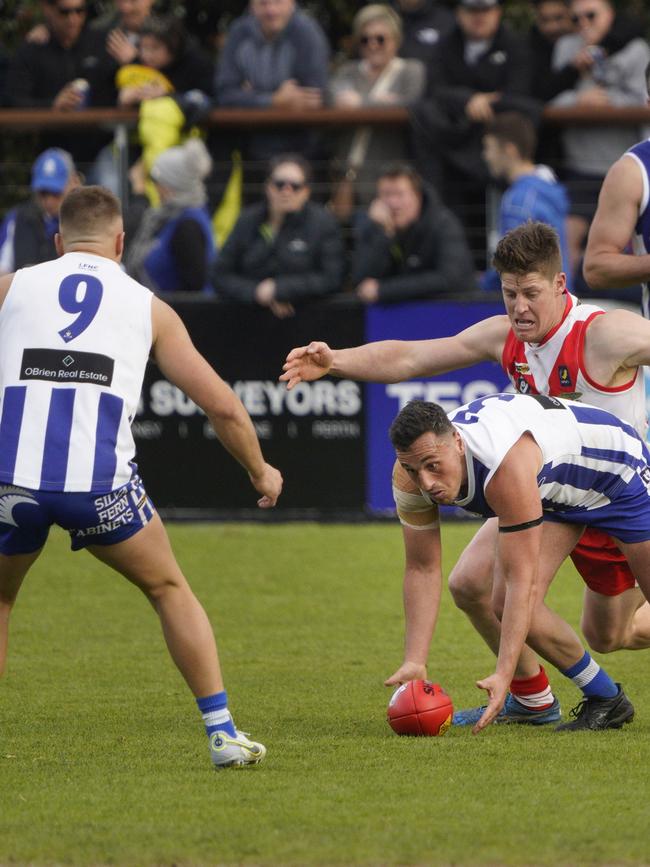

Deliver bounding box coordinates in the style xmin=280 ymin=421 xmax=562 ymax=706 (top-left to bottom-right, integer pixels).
xmin=329 ymin=4 xmax=426 ymax=217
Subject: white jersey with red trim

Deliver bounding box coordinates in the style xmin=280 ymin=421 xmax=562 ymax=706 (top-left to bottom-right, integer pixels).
xmin=501 ymin=293 xmax=647 ymax=438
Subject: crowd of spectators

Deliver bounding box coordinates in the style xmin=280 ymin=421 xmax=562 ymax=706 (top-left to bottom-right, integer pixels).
xmin=1 ymin=0 xmax=649 ymax=305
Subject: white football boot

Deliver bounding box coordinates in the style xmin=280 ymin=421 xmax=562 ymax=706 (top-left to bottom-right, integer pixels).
xmin=209 ymin=730 xmax=267 ymax=769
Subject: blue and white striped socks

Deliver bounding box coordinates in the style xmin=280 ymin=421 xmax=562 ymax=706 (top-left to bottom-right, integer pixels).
xmin=561 ymin=651 xmax=618 ymax=699
xmin=196 ymin=690 xmax=236 ymax=737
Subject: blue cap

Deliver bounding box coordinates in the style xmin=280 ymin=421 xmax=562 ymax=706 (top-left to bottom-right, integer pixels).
xmin=31 ymin=148 xmax=74 ymax=194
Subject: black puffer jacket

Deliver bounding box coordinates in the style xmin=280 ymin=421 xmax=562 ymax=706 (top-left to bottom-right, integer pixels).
xmin=351 ymin=186 xmax=477 ymax=301
xmin=413 ymin=22 xmax=540 ymax=182
xmin=212 ymin=201 xmax=346 ymax=303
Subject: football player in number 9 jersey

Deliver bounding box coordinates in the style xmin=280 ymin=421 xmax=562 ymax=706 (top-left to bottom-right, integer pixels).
xmin=0 ymin=186 xmax=283 ymax=770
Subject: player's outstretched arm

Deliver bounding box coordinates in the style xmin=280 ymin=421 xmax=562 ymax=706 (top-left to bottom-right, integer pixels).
xmin=280 ymin=341 xmax=335 ymax=389
xmin=584 ymin=156 xmax=650 ymax=289
xmin=280 ymin=317 xmax=509 ymax=390
xmin=472 ymin=434 xmax=544 ymax=734
xmin=384 ymin=522 xmax=442 ymax=686
xmin=151 ymin=298 xmax=282 ymax=507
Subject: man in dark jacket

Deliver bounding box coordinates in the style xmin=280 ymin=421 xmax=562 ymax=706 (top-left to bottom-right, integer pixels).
xmin=390 ymin=0 xmax=455 ymax=67
xmin=4 ymin=0 xmax=118 ymax=173
xmin=351 ymin=162 xmax=476 ymax=303
xmin=212 ymin=154 xmax=345 ymax=317
xmin=411 ymin=0 xmax=538 ymax=267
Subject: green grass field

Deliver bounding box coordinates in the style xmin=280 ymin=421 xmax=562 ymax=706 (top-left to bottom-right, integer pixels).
xmin=1 ymin=521 xmax=649 ymax=867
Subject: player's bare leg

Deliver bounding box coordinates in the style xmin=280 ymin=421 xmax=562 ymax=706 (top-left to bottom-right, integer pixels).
xmin=87 ymin=514 xmax=265 ymax=768
xmin=509 ymin=522 xmax=634 ymax=732
xmin=581 ymin=586 xmax=650 ymax=652
xmin=0 ymin=549 xmax=42 ymax=678
xmin=494 ymin=520 xmax=585 ymax=671
xmin=451 ymin=520 xmax=563 ymax=726
xmin=448 ymin=518 xmax=541 ymax=679
xmin=611 ymin=539 xmax=650 ymax=613
xmin=627 ymin=600 xmax=650 ymax=648
xmin=87 ymin=513 xmax=222 ymax=696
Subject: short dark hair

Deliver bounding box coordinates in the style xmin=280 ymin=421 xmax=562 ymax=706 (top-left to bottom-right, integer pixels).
xmin=59 ymin=186 xmax=122 ymax=238
xmin=377 ymin=162 xmax=423 ymax=194
xmin=645 ymin=60 xmax=650 ymax=93
xmin=389 ymin=400 xmax=453 ymax=451
xmin=492 ymin=221 xmax=562 ymax=280
xmin=267 ymin=153 xmax=313 ymax=185
xmin=139 ymin=15 xmax=187 ymax=59
xmin=485 ymin=112 xmax=537 ymax=162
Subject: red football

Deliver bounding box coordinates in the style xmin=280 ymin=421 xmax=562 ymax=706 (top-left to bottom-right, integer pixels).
xmin=387 ymin=680 xmax=453 ymax=736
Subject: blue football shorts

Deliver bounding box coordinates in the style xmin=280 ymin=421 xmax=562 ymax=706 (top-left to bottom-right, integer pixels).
xmin=544 ymin=464 xmax=650 ymax=544
xmin=0 ymin=474 xmax=156 ymax=555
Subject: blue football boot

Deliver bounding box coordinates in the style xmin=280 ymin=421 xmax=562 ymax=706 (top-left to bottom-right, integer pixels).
xmin=453 ymin=693 xmax=561 ymax=726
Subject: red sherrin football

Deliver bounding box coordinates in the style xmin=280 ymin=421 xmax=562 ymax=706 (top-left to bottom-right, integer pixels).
xmin=387 ymin=680 xmax=453 ymax=736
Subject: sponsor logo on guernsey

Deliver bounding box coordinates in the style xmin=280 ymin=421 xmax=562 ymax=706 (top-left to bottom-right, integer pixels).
xmin=517 ymin=377 xmax=530 ymax=394
xmin=20 ymin=348 xmax=114 ymax=386
xmin=558 ymin=365 xmax=573 ymax=388
xmin=514 ymin=362 xmax=530 ymax=375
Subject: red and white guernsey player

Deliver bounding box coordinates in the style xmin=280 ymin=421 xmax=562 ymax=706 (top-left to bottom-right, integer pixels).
xmin=282 ymin=221 xmax=650 ymax=727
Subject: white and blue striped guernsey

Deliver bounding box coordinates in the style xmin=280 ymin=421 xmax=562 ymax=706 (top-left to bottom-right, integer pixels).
xmin=0 ymin=253 xmax=152 ymax=492
xmin=449 ymin=393 xmax=647 ymax=520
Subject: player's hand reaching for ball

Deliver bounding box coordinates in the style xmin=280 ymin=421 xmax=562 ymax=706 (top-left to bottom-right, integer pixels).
xmin=472 ymin=672 xmax=508 ymax=734
xmin=280 ymin=341 xmax=334 ymax=390
xmin=384 ymin=661 xmax=428 ymax=687
xmin=249 ymin=463 xmax=283 ymax=508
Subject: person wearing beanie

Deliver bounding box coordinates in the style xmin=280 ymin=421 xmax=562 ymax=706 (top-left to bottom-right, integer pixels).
xmin=125 ymin=138 xmax=217 ymax=293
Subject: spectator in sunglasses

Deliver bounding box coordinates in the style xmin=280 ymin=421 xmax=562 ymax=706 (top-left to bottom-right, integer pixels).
xmin=328 ymin=5 xmax=426 ymax=216
xmin=4 ymin=0 xmax=117 ymax=183
xmin=213 ymin=154 xmax=345 ymax=317
xmin=549 ymin=0 xmax=650 ymax=281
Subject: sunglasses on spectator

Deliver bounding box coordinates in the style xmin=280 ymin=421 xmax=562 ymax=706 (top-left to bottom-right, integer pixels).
xmin=57 ymin=5 xmax=87 ymax=16
xmin=571 ymin=10 xmax=598 ymax=23
xmin=270 ymin=178 xmax=306 ymax=192
xmin=360 ymin=34 xmax=387 ymax=46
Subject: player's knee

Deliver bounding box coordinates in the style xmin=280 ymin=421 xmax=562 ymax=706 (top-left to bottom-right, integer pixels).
xmin=581 ymin=618 xmax=622 ymax=654
xmin=448 ymin=565 xmax=490 ymax=611
xmin=140 ymin=573 xmax=186 ymax=603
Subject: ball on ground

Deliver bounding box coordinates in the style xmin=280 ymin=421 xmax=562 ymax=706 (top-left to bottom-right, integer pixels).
xmin=387 ymin=680 xmax=453 ymax=736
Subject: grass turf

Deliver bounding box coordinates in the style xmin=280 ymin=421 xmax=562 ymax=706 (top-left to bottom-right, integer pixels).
xmin=1 ymin=521 xmax=649 ymax=867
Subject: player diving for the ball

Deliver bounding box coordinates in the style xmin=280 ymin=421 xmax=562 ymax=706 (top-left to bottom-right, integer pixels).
xmin=390 ymin=394 xmax=650 ymax=733
xmin=281 ymin=221 xmax=650 ymax=730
